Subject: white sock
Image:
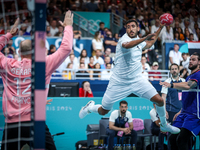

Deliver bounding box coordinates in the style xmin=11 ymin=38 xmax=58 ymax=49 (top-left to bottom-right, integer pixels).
xmin=156 ymin=105 xmax=167 ymax=125
xmin=88 ymin=104 xmax=101 ymax=113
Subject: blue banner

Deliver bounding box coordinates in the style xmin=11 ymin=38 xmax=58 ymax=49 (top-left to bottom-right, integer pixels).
xmin=11 ymin=36 xmax=93 ymax=58
xmin=0 ymin=97 xmax=153 ymax=150
xmin=75 ymin=11 xmax=110 ymax=35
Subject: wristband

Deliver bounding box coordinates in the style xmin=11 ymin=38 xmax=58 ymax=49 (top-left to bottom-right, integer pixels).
xmin=170 ymin=82 xmax=174 ymax=88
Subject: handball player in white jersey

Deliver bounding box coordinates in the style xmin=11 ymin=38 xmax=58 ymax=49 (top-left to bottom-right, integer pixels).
xmin=79 ymin=19 xmax=180 ymax=134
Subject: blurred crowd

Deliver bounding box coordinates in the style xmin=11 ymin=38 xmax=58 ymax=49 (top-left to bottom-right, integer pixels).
xmin=0 ymin=0 xmax=200 ymax=39
xmin=0 ymin=0 xmax=200 ymax=80
xmin=68 ymin=0 xmax=200 ymax=42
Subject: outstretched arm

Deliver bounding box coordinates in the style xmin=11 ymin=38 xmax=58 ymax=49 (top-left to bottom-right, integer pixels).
xmin=0 ymin=18 xmax=19 ymax=69
xmin=0 ymin=18 xmax=19 ymax=50
xmin=160 ymin=80 xmax=197 ymax=90
xmin=122 ymin=33 xmax=155 ymax=49
xmin=143 ymin=23 xmax=164 ymax=50
xmin=46 ymin=11 xmax=73 ymax=76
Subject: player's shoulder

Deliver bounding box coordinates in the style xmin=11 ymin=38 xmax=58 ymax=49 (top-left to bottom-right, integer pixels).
xmin=111 ymin=110 xmax=118 ymax=116
xmin=9 ymin=58 xmax=25 ymax=66
xmin=196 ymin=70 xmax=200 ymax=75
xmin=191 ymin=70 xmax=200 ymax=77
xmin=126 ymin=110 xmax=132 ymax=117
xmin=120 ymin=33 xmax=131 ymax=42
xmin=191 ymin=70 xmax=200 ymax=79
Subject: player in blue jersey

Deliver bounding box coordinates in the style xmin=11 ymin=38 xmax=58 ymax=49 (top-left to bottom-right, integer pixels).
xmin=160 ymin=52 xmax=200 ymax=150
xmin=79 ymin=19 xmax=180 ymax=134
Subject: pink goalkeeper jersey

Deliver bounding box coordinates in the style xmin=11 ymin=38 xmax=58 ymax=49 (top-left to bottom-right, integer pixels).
xmin=0 ymin=26 xmax=73 ymax=123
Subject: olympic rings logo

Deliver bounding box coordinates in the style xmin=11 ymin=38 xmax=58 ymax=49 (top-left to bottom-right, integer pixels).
xmin=79 ymin=19 xmax=101 ymax=32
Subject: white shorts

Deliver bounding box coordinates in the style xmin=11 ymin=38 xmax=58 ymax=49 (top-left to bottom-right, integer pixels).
xmin=101 ymin=75 xmax=158 ymax=110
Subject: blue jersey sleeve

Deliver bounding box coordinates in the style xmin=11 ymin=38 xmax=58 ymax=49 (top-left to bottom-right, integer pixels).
xmin=189 ymin=71 xmax=200 ymax=85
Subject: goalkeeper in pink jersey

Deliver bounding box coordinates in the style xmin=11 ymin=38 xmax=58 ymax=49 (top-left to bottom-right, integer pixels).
xmin=0 ymin=11 xmax=73 ymax=150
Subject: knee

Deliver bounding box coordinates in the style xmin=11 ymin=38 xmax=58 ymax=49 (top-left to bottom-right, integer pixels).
xmin=131 ymin=130 xmax=137 ymax=140
xmin=108 ymin=130 xmax=116 ymax=137
xmin=155 ymin=97 xmax=164 ymax=106
xmin=131 ymin=130 xmax=137 ymax=137
xmin=99 ymin=109 xmax=110 ymax=115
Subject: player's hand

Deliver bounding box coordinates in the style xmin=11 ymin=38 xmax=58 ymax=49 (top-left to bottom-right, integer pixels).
xmin=160 ymin=23 xmax=165 ymax=28
xmin=158 ymin=17 xmax=166 ymax=27
xmin=123 ymin=128 xmax=130 ymax=134
xmin=46 ymin=99 xmax=53 ymax=105
xmin=87 ymin=87 xmax=92 ymax=94
xmin=159 ymin=81 xmax=171 ymax=88
xmin=145 ymin=33 xmax=156 ymax=41
xmin=173 ymin=111 xmax=180 ymax=121
xmin=10 ymin=18 xmax=19 ymax=36
xmin=59 ymin=10 xmax=73 ymax=27
xmin=125 ymin=128 xmax=131 ymax=135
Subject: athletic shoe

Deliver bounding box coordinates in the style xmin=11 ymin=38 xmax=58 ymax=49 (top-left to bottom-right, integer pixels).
xmin=79 ymin=101 xmax=95 ymax=119
xmin=160 ymin=123 xmax=180 ymax=134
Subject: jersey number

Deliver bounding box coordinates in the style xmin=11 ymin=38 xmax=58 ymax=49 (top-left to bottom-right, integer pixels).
xmin=14 ymin=77 xmax=31 ymax=95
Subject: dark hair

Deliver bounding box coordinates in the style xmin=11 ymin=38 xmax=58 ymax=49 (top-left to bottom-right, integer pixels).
xmin=104 ymin=56 xmax=110 ymax=59
xmin=192 ymin=52 xmax=200 ymax=60
xmin=106 ymin=63 xmax=111 ymax=67
xmin=120 ymin=100 xmax=128 ymax=106
xmin=177 ymin=12 xmax=182 ymax=17
xmin=178 ymin=27 xmax=183 ymax=34
xmin=170 ymin=63 xmax=179 ymax=70
xmin=67 ymin=63 xmax=72 ymax=68
xmin=80 ymin=56 xmax=85 ymax=61
xmin=125 ymin=19 xmax=138 ymax=26
xmin=50 ymin=44 xmax=55 ymax=50
xmin=81 ymin=81 xmax=89 ymax=88
xmin=99 ymin=22 xmax=105 ymax=25
xmin=189 ymin=33 xmax=193 ymax=36
xmin=94 ymin=63 xmax=101 ymax=73
xmin=107 ymin=29 xmax=112 ymax=33
xmin=182 ymin=52 xmax=186 ymax=56
xmin=174 ymin=31 xmax=180 ymax=40
xmin=94 ymin=31 xmax=101 ymax=41
xmin=174 ymin=44 xmax=179 ymax=47
xmin=80 ymin=62 xmax=85 ymax=66
xmin=94 ymin=63 xmax=101 ymax=69
xmin=80 ymin=49 xmax=87 ymax=57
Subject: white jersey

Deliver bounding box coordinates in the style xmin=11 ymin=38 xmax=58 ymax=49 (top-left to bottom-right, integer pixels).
xmin=112 ymin=33 xmax=146 ymax=81
xmin=109 ymin=110 xmax=133 ymax=123
xmin=149 ymin=108 xmax=159 ymax=122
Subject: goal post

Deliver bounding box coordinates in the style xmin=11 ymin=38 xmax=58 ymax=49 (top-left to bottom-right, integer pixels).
xmin=28 ymin=0 xmax=47 ymax=149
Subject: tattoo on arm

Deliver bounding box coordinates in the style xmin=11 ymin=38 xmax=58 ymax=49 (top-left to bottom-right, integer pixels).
xmin=188 ymin=80 xmax=197 ymax=89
